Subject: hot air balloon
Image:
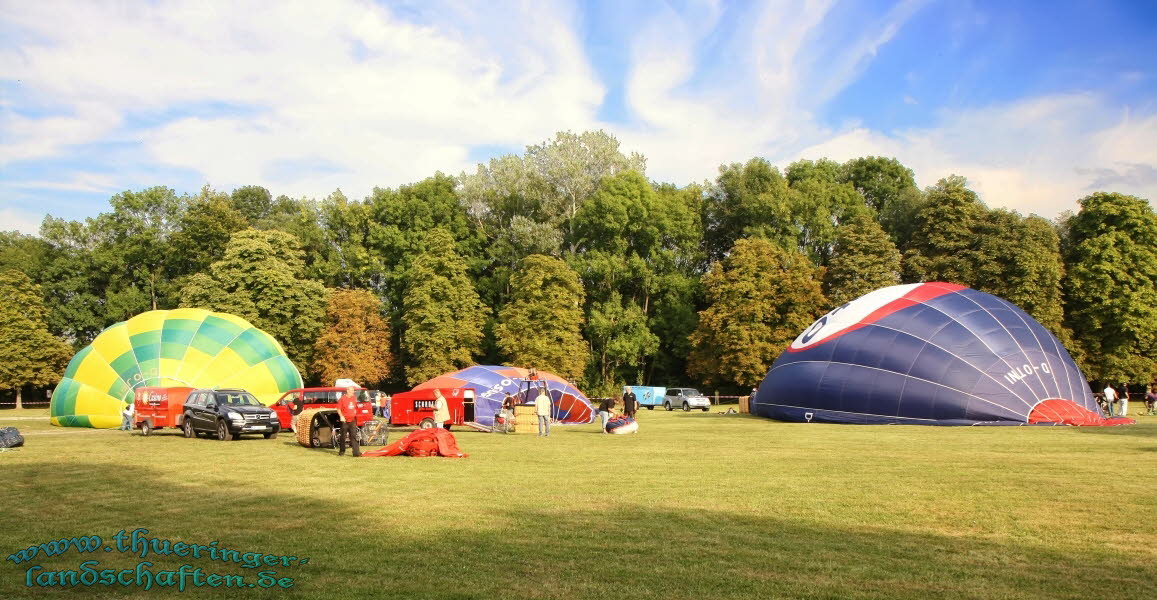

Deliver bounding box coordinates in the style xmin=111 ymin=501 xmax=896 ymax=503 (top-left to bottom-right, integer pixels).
xmin=51 ymin=309 xmax=302 ymax=428
xmin=414 ymin=365 xmax=595 ymax=426
xmin=755 ymin=283 xmax=1132 ymax=426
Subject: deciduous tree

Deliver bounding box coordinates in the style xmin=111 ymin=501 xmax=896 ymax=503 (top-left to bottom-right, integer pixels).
xmin=823 ymin=214 xmax=902 ymax=307
xmin=689 ymin=238 xmax=826 ymax=388
xmin=1061 ymin=192 xmax=1157 ymax=382
xmin=400 ymin=229 xmax=487 ymax=385
xmin=903 ymin=175 xmax=985 ymax=285
xmin=312 ymin=289 xmax=393 ymax=387
xmin=179 ymin=229 xmax=328 ymax=372
xmin=0 ymin=270 xmax=73 ymax=408
xmin=496 ymin=254 xmax=589 ymax=380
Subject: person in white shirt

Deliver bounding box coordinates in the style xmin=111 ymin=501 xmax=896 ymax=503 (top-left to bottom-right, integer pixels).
xmin=1103 ymin=385 xmax=1117 ymax=417
xmin=534 ymin=384 xmax=551 ymax=437
xmin=120 ymin=402 xmax=135 ymax=431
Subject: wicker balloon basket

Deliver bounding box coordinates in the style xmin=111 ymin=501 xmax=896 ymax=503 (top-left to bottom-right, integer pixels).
xmin=294 ymin=408 xmax=338 ymax=448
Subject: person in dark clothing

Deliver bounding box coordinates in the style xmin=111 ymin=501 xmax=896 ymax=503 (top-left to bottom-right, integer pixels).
xmin=622 ymin=387 xmax=637 ymax=418
xmin=597 ymin=397 xmax=615 ymax=432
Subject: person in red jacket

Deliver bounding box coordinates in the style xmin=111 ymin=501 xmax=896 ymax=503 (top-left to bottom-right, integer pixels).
xmin=337 ymin=386 xmax=361 ymax=457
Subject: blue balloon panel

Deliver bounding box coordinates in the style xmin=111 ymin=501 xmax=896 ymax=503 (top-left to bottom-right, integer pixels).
xmin=754 ymin=283 xmax=1098 ymax=425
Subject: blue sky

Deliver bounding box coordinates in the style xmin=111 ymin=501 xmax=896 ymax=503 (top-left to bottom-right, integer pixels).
xmin=2 ymin=0 xmax=1155 ymax=234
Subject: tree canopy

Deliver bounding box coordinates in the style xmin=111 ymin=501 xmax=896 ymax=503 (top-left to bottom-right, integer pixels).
xmin=0 ymin=270 xmax=73 ymax=407
xmin=9 ymin=129 xmax=1154 ymax=396
xmin=688 ymin=238 xmax=826 ymax=388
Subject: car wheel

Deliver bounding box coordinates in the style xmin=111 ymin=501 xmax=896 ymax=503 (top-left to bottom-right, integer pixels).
xmin=682 ymin=402 xmax=690 ymax=412
xmin=264 ymin=426 xmax=279 ymax=440
xmin=182 ymin=417 xmax=194 ymax=438
xmin=702 ymin=407 xmax=709 ymax=412
xmin=664 ymin=401 xmax=672 ymax=411
xmin=217 ymin=420 xmax=233 ymax=441
xmin=418 ymin=418 xmax=435 ymax=429
xmin=140 ymin=421 xmax=152 ymax=436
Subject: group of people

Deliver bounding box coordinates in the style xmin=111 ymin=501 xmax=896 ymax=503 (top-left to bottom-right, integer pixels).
xmin=595 ymin=386 xmax=639 ymax=432
xmin=493 ymin=381 xmax=554 ymax=437
xmin=1100 ymin=383 xmax=1157 ymax=417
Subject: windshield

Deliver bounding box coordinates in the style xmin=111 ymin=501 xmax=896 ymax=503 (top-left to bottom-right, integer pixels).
xmin=216 ymin=392 xmax=261 ymax=406
xmin=685 ymin=389 xmax=702 ymax=397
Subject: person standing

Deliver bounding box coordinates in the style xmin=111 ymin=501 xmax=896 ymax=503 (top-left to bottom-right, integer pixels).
xmin=1103 ymin=384 xmax=1117 ymax=417
xmin=337 ymin=386 xmax=361 ymax=457
xmin=622 ymin=387 xmax=637 ymax=419
xmin=432 ymin=389 xmax=452 ymax=430
xmin=121 ymin=401 xmax=135 ymax=431
xmin=597 ymin=397 xmax=615 ymax=433
xmin=1118 ymin=383 xmax=1130 ymax=417
xmin=534 ymin=384 xmax=551 ymax=437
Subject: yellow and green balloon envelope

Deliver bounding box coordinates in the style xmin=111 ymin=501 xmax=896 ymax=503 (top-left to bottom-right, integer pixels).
xmin=51 ymin=309 xmax=302 ymax=428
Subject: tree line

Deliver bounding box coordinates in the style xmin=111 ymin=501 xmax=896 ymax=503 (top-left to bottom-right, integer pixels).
xmin=2 ymin=130 xmax=1155 ymax=402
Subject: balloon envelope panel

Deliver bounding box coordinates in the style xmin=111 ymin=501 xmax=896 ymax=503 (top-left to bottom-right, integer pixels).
xmin=755 ymin=283 xmax=1099 ymax=425
xmin=415 ymin=365 xmax=595 ymax=426
xmin=51 ymin=309 xmax=303 ymax=428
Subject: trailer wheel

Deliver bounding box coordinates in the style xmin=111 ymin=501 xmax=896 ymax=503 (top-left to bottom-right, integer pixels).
xmin=646 ymin=405 xmax=654 ymax=410
xmin=182 ymin=417 xmax=194 ymax=438
xmin=217 ymin=420 xmax=233 ymax=441
xmin=418 ymin=418 xmax=436 ymax=429
xmin=140 ymin=421 xmax=152 ymax=436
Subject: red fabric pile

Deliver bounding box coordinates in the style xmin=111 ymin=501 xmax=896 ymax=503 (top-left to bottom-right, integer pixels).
xmin=361 ymin=428 xmax=468 ymax=458
xmin=1027 ymin=399 xmax=1136 ymax=426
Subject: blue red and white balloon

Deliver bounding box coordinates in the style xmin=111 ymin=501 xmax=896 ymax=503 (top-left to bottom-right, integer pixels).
xmin=755 ymin=283 xmax=1119 ymax=426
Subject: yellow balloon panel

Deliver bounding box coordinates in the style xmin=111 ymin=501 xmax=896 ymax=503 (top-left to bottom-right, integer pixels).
xmin=52 ymin=309 xmax=303 ymax=428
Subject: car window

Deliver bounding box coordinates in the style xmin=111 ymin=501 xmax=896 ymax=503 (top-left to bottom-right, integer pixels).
xmin=217 ymin=392 xmax=260 ymax=406
xmin=305 ymin=391 xmax=337 ymax=404
xmin=686 ymin=389 xmax=701 ymax=396
xmin=188 ymin=393 xmax=203 ymax=406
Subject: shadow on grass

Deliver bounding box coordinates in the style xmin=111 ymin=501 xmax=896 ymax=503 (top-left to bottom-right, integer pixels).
xmin=2 ymin=461 xmax=1153 ymax=600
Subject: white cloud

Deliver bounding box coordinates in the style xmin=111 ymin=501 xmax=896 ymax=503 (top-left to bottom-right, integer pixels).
xmin=0 ymin=0 xmax=1152 ymax=224
xmin=0 ymin=207 xmax=42 ymax=235
xmin=0 ymin=0 xmax=603 ymax=200
xmin=793 ymin=94 xmax=1157 ymax=217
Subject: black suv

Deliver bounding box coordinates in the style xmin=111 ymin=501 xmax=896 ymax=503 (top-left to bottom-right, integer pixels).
xmin=182 ymin=389 xmax=280 ymax=441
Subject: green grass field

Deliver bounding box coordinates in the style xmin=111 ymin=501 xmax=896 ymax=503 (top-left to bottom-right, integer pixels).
xmin=1 ymin=407 xmax=1154 ymax=599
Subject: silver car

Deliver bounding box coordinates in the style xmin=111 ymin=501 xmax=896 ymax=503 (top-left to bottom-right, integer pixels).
xmin=663 ymin=388 xmax=711 ymax=412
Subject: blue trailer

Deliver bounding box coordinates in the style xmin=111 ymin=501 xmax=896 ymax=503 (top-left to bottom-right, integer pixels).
xmin=624 ymin=386 xmax=667 ymax=410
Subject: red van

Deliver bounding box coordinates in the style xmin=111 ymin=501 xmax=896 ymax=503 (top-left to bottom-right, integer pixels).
xmin=389 ymin=388 xmax=475 ymax=429
xmin=133 ymin=386 xmax=194 ymax=436
xmin=272 ymin=387 xmax=377 ymax=430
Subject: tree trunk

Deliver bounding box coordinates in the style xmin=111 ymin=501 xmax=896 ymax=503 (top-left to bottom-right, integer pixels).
xmin=15 ymin=388 xmax=23 ymax=410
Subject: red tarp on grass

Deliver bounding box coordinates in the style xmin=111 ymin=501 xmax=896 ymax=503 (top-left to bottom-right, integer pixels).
xmin=361 ymin=428 xmax=467 ymax=458
xmin=1028 ymin=399 xmax=1136 ymax=426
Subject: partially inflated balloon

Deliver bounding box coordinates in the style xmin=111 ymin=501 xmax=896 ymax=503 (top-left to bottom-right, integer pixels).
xmin=755 ymin=283 xmax=1118 ymax=426
xmin=415 ymin=365 xmax=595 ymax=426
xmin=51 ymin=309 xmax=302 ymax=428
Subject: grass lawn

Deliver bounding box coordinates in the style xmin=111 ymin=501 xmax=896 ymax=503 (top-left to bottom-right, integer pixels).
xmin=1 ymin=406 xmax=1154 ymax=599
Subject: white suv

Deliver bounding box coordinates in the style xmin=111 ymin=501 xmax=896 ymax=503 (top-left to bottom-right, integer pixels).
xmin=663 ymin=388 xmax=711 ymax=412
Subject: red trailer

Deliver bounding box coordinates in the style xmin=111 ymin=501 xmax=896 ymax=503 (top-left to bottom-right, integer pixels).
xmin=133 ymin=386 xmax=194 ymax=436
xmin=389 ymin=387 xmax=475 ymax=429
xmin=271 ymin=387 xmax=377 ymax=431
